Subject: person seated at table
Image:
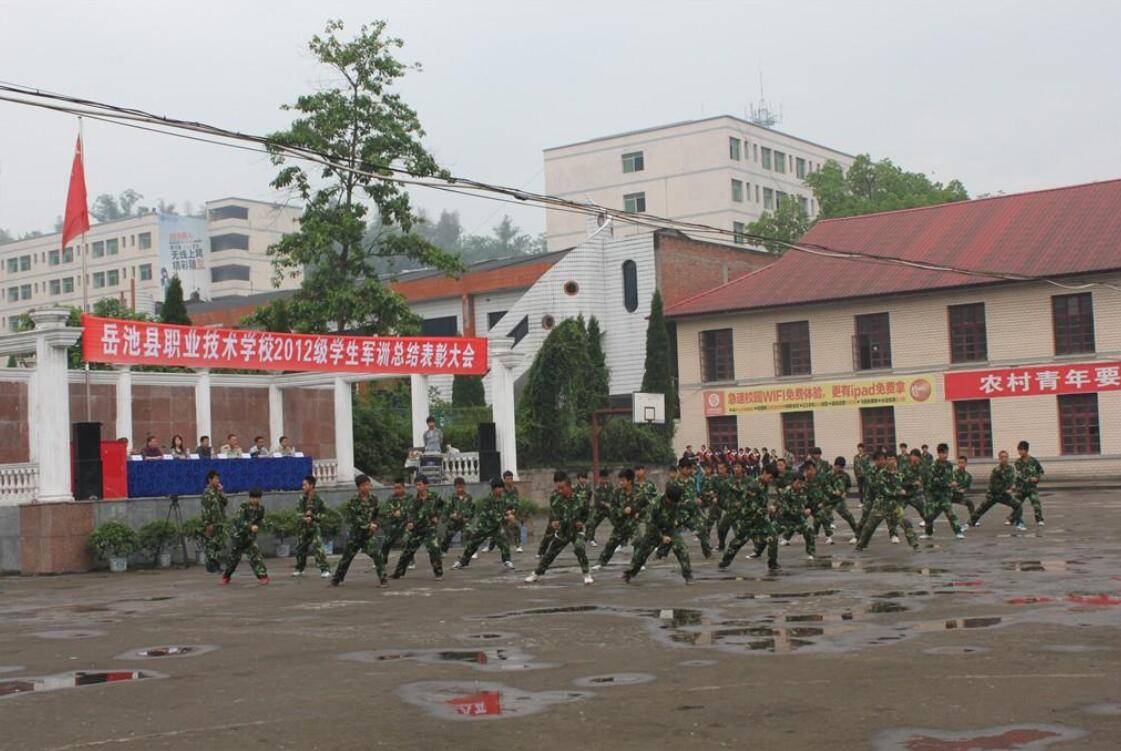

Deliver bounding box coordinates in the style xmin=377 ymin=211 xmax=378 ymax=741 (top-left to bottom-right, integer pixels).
xmin=277 ymin=435 xmax=296 ymax=457
xmin=423 ymin=416 xmax=444 ymax=454
xmin=220 ymin=433 xmax=243 ymax=458
xmin=141 ymin=435 xmax=164 ymax=460
xmin=248 ymin=435 xmax=268 ymax=458
xmin=169 ymin=434 xmax=189 ymax=459
xmin=118 ymin=437 xmax=134 ymax=457
xmin=195 ymin=435 xmax=212 ymax=459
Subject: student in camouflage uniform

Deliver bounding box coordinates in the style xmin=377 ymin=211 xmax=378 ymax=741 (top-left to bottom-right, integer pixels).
xmin=489 ymin=470 xmax=523 ymax=554
xmin=441 ymin=477 xmax=476 ymax=553
xmin=855 ymin=451 xmax=920 ymax=550
xmin=969 ymin=450 xmax=1022 ymax=529
xmin=219 ymin=486 xmax=268 ymax=584
xmin=951 ymin=456 xmax=975 ymax=517
xmin=379 ymin=479 xmax=412 ymax=562
xmin=920 ymin=444 xmax=934 ymax=467
xmin=853 ymin=443 xmax=872 ymax=507
xmin=536 ymin=480 xmax=560 ymax=558
xmin=921 ymin=443 xmax=965 ymax=540
xmin=392 ymin=476 xmax=446 ymax=579
xmin=593 ymin=468 xmax=643 ymax=568
xmin=900 ymin=450 xmax=929 ymax=521
xmin=1013 ymin=440 xmax=1045 ymax=526
xmin=331 ymin=474 xmax=388 ymax=587
xmin=586 ymin=469 xmax=613 ymax=547
xmin=453 ymin=477 xmax=516 ymax=570
xmin=717 ymin=462 xmax=748 ymax=550
xmin=719 ymin=465 xmax=778 ymax=571
xmin=793 ymin=461 xmax=831 ymax=545
xmin=634 ymin=465 xmax=658 ymax=524
xmin=525 ymin=473 xmax=593 ymax=585
xmin=292 ymin=475 xmax=331 ymax=578
xmin=623 ymin=484 xmax=692 ymax=583
xmin=672 ymin=459 xmax=714 ymax=559
xmin=771 ymin=457 xmax=793 ymax=491
xmin=200 ymin=470 xmax=228 ymax=573
xmin=703 ymin=461 xmax=731 ymax=550
xmin=822 ymin=457 xmax=860 ymax=541
xmin=776 ymin=470 xmax=816 ymax=560
xmin=897 ymin=443 xmax=910 ymax=467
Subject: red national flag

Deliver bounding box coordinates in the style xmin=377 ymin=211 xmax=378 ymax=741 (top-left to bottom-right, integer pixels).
xmin=61 ymin=134 xmax=90 ymax=250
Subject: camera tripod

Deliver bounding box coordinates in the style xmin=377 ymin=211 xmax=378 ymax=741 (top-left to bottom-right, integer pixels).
xmin=155 ymin=494 xmax=191 ymax=568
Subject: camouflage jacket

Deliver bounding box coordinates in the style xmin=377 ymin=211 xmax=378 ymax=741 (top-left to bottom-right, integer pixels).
xmin=928 ymin=459 xmax=954 ymax=494
xmin=775 ymin=485 xmax=808 ymax=520
xmin=645 ymin=496 xmax=682 ymax=538
xmin=342 ymin=494 xmax=378 ymax=537
xmin=406 ymin=492 xmax=445 ymax=533
xmin=380 ymin=494 xmax=412 ymax=531
xmin=871 ymin=467 xmax=904 ymax=511
xmin=853 ymin=453 xmax=872 ymax=480
xmin=801 ymin=474 xmax=828 ymax=512
xmin=501 ymin=485 xmax=520 ymax=513
xmin=824 ymin=470 xmax=852 ymax=504
xmin=447 ymin=493 xmax=476 ymax=525
xmin=610 ymin=487 xmax=642 ymax=527
xmin=728 ymin=477 xmax=770 ymax=526
xmin=1013 ymin=456 xmax=1044 ymax=492
xmin=549 ymin=490 xmax=589 ymax=537
xmin=230 ymin=501 xmax=264 ymax=538
xmin=200 ymin=487 xmax=228 ymax=526
xmin=471 ymin=493 xmax=510 ymax=532
xmin=296 ymin=493 xmax=326 ymax=528
xmin=592 ymin=482 xmax=612 ymax=510
xmin=899 ymin=462 xmax=928 ymax=498
xmin=988 ymin=465 xmax=1015 ymax=497
xmin=951 ymin=468 xmax=973 ymax=498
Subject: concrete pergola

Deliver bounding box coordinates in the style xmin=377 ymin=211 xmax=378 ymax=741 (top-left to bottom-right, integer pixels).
xmin=0 ymin=308 xmax=523 ymax=505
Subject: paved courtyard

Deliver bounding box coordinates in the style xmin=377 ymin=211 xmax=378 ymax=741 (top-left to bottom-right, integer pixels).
xmin=2 ymin=490 xmax=1120 ymax=750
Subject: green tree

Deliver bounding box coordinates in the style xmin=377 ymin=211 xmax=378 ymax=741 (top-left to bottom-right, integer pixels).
xmin=639 ymin=289 xmax=677 ymax=425
xmin=90 ymin=189 xmax=144 ymax=222
xmin=745 ymin=195 xmax=812 ymax=254
xmin=806 ymin=155 xmax=968 ymax=220
xmin=0 ymin=227 xmax=15 ymax=244
xmin=586 ymin=316 xmax=610 ymax=402
xmin=249 ymin=19 xmax=462 ymax=335
xmin=352 ymin=382 xmax=413 ymax=479
xmin=160 ymin=276 xmax=191 ymax=325
xmin=452 ymin=374 xmax=486 ymax=407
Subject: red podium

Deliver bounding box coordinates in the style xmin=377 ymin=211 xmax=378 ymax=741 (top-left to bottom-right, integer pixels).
xmin=99 ymin=441 xmax=128 ymax=500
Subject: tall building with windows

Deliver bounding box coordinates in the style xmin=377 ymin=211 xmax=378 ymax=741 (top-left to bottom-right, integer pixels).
xmin=665 ymin=180 xmax=1121 ymax=476
xmin=543 ymin=116 xmax=855 ymax=251
xmin=0 ymin=198 xmax=300 ymax=331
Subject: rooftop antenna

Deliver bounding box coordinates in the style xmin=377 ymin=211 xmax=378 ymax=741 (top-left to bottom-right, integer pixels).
xmin=749 ymin=70 xmax=783 ymax=128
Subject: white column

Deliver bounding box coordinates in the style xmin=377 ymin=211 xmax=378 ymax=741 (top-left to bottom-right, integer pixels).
xmin=268 ymin=382 xmax=284 ymax=450
xmin=410 ymin=374 xmax=430 ymax=448
xmin=27 ymin=367 xmax=38 ymax=464
xmin=30 ymin=309 xmax=81 ymax=502
xmin=488 ymin=340 xmax=523 ymax=480
xmin=333 ymin=377 xmax=355 ymax=485
xmin=194 ymin=369 xmax=212 ymax=445
xmin=115 ymin=366 xmax=132 ymax=443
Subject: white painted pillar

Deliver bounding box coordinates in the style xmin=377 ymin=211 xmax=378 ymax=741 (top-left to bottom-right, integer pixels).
xmin=488 ymin=340 xmax=523 ymax=480
xmin=115 ymin=366 xmax=132 ymax=443
xmin=30 ymin=309 xmax=81 ymax=502
xmin=410 ymin=374 xmax=430 ymax=448
xmin=333 ymin=377 xmax=355 ymax=485
xmin=268 ymin=382 xmax=284 ymax=450
xmin=194 ymin=369 xmax=212 ymax=445
xmin=27 ymin=367 xmax=38 ymax=464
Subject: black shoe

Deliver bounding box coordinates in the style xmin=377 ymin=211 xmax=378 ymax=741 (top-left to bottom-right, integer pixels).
xmin=622 ymin=572 xmax=633 ymax=583
xmin=329 ymin=579 xmax=340 ymax=587
xmin=379 ymin=577 xmax=389 ymax=587
xmin=717 ymin=564 xmax=729 ymax=572
xmin=391 ymin=571 xmax=403 ymax=580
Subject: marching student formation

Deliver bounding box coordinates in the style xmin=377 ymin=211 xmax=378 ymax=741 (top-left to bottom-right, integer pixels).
xmin=199 ymin=439 xmax=1046 ymax=587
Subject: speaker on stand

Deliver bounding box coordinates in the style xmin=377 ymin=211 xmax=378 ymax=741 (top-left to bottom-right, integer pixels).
xmin=72 ymin=422 xmax=103 ymax=501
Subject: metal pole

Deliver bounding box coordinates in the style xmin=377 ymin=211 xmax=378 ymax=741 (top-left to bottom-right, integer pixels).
xmin=79 ymin=117 xmax=91 ymax=422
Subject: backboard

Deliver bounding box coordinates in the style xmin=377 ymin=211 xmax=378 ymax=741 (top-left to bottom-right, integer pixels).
xmin=632 ymin=392 xmax=666 ymax=424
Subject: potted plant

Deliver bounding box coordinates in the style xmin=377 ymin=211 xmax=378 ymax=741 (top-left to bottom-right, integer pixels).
xmin=265 ymin=509 xmax=299 ymax=558
xmin=181 ymin=517 xmax=208 ymax=565
xmin=138 ymin=520 xmax=179 ymax=568
xmin=88 ymin=520 xmax=140 ymax=572
xmin=320 ymin=506 xmax=343 ymax=555
xmin=515 ymin=498 xmax=539 ymax=549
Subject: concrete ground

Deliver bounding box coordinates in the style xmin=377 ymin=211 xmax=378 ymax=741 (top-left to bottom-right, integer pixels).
xmin=1 ymin=490 xmax=1119 ymax=750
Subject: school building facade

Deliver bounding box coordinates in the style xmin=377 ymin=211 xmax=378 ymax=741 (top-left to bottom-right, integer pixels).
xmin=666 ymin=179 xmax=1121 ymax=477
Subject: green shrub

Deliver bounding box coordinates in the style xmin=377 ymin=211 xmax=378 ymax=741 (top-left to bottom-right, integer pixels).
xmin=320 ymin=507 xmax=343 ymax=539
xmin=137 ymin=520 xmax=178 ymax=561
xmin=88 ymin=520 xmax=140 ymax=559
xmin=181 ymin=516 xmax=206 ymax=544
xmin=264 ymin=509 xmax=300 ymax=544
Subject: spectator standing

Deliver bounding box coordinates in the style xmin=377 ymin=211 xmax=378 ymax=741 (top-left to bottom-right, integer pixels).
xmin=422 ymin=417 xmax=444 ymax=454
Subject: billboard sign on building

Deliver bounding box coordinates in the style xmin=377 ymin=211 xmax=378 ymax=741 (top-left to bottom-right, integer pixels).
xmin=944 ymin=361 xmax=1121 ymax=400
xmin=704 ymin=374 xmax=936 ymax=416
xmin=157 ymin=214 xmax=209 ymax=302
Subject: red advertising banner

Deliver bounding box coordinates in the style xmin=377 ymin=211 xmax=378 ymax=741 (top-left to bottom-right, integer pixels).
xmin=81 ymin=315 xmax=489 ymax=375
xmin=943 ymin=361 xmax=1121 ymax=400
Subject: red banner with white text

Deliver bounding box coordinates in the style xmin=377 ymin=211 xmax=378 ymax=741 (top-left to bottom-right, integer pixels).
xmin=943 ymin=361 xmax=1121 ymax=400
xmin=81 ymin=315 xmax=489 ymax=375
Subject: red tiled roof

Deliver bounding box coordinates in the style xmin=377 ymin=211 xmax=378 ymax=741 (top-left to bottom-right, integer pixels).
xmin=665 ymin=179 xmax=1121 ymax=318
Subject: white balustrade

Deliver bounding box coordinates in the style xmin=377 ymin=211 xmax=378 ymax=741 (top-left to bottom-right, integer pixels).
xmin=313 ymin=459 xmax=339 ymax=487
xmin=0 ymin=463 xmax=40 ymax=506
xmin=443 ymin=452 xmax=480 ymax=483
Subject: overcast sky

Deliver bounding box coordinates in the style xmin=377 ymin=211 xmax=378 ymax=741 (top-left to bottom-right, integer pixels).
xmin=1 ymin=0 xmax=1118 ymax=238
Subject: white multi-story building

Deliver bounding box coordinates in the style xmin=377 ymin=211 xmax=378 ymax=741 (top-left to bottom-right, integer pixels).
xmin=543 ymin=115 xmax=855 ymax=251
xmin=0 ymin=198 xmax=301 ymax=330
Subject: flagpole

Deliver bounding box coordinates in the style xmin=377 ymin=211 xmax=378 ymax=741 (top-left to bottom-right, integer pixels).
xmin=79 ymin=116 xmax=91 ymax=422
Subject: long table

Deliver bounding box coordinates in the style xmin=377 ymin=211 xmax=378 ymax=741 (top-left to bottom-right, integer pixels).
xmin=126 ymin=456 xmax=313 ymax=498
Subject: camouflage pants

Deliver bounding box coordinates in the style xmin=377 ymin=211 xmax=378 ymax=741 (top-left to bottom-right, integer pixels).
xmin=779 ymin=515 xmax=815 ymax=557
xmin=856 ymin=505 xmax=918 ymax=550
xmin=720 ymin=518 xmax=777 ymax=569
xmin=223 ymin=534 xmax=266 ymax=579
xmin=203 ymin=524 xmax=228 ymax=573
xmin=458 ymin=523 xmax=511 ymax=566
xmin=333 ymin=532 xmax=386 ymax=584
xmin=904 ymin=491 xmax=927 ymax=520
xmin=969 ymin=491 xmax=1021 ymax=526
xmin=628 ymin=531 xmax=692 ymax=581
xmin=1014 ymin=488 xmax=1044 ymax=523
xmin=440 ymin=519 xmax=469 ymax=553
xmin=952 ymin=492 xmax=976 ymax=517
xmin=380 ymin=524 xmax=407 ymax=561
xmin=678 ymin=508 xmax=714 ymax=559
xmin=393 ymin=529 xmax=443 ymax=578
xmin=535 ymin=532 xmax=589 ymax=575
xmin=585 ymin=505 xmax=611 ymax=543
xmin=295 ymin=523 xmax=330 ymax=573
xmin=536 ymin=518 xmax=557 ymax=557
xmin=716 ymin=506 xmax=736 ymax=549
xmin=923 ymin=491 xmax=962 ymax=536
xmin=486 ymin=518 xmax=521 ymax=551
xmin=597 ymin=519 xmax=639 ymax=567
xmin=817 ymin=499 xmax=860 ymax=536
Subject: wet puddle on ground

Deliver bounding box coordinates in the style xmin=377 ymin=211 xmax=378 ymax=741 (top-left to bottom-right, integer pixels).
xmin=29 ymin=629 xmax=105 ymax=640
xmin=572 ymin=673 xmax=656 ymax=687
xmin=872 ymin=723 xmax=1086 ymax=750
xmin=0 ymin=670 xmax=164 ymax=699
xmin=456 ymin=632 xmax=520 ymax=641
xmin=116 ymin=645 xmax=218 ymax=660
xmin=395 ymin=681 xmax=591 ymax=720
xmin=339 ymin=647 xmax=554 ymax=672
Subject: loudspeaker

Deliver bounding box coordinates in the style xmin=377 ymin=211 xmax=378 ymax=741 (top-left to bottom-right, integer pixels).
xmin=73 ymin=422 xmax=102 ymax=463
xmin=74 ymin=459 xmax=103 ymax=501
xmin=479 ymin=451 xmax=501 ymax=484
xmin=477 ymin=422 xmax=497 ymax=453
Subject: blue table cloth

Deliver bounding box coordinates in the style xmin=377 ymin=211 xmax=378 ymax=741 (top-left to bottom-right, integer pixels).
xmin=126 ymin=457 xmax=313 ymax=498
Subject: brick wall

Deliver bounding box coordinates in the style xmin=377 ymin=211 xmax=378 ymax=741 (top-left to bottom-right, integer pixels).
xmin=0 ymin=381 xmax=29 ymax=463
xmin=655 ymin=233 xmax=772 ymax=308
xmin=211 ymin=386 xmax=269 ymax=450
xmin=132 ymin=385 xmax=197 ymax=450
xmin=282 ymin=388 xmax=335 ymax=459
xmin=69 ymin=383 xmax=117 ymax=438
